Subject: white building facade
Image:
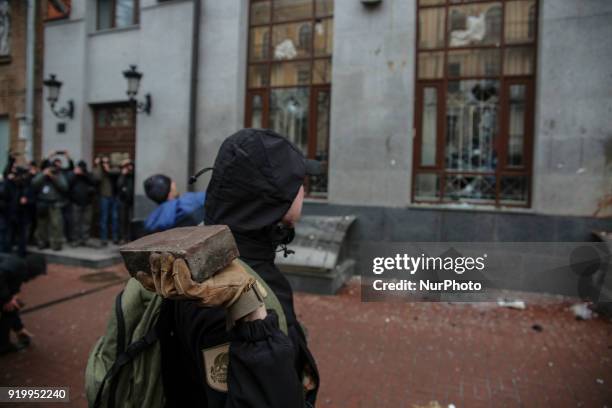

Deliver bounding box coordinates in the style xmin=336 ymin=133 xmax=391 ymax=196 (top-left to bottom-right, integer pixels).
xmin=42 ymin=0 xmax=612 ymax=242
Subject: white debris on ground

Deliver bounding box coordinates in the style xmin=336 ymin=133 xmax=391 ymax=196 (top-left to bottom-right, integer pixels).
xmin=570 ymin=303 xmax=594 ymax=320
xmin=411 ymin=402 xmax=454 ymax=408
xmin=497 ymin=299 xmax=527 ymax=310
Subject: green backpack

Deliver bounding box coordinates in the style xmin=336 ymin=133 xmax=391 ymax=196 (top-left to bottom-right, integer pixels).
xmin=85 ymin=260 xmax=287 ymax=408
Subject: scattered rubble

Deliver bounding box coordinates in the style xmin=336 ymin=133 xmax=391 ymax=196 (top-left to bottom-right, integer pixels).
xmin=570 ymin=303 xmax=595 ymax=320
xmin=497 ymin=299 xmax=526 ymax=310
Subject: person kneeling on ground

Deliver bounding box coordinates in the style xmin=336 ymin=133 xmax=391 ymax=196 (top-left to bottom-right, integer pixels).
xmin=143 ymin=174 xmax=205 ymax=234
xmin=0 ymin=253 xmax=47 ymax=355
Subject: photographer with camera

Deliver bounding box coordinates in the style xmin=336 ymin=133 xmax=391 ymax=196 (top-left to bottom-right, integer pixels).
xmin=47 ymin=151 xmax=75 ymax=244
xmin=67 ymin=160 xmax=99 ymax=247
xmin=93 ymin=155 xmax=121 ymax=246
xmin=32 ymin=154 xmax=69 ymax=251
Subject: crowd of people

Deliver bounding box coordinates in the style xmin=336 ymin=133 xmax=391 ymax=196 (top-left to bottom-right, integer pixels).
xmin=0 ymin=150 xmax=135 ymax=255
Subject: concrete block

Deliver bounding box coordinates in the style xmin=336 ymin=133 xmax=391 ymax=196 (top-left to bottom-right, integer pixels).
xmin=120 ymin=225 xmax=239 ymax=282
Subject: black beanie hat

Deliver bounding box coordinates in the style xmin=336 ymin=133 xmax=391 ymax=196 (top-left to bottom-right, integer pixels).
xmin=24 ymin=253 xmax=47 ymax=281
xmin=144 ymin=174 xmax=172 ymax=204
xmin=77 ymin=160 xmax=87 ymax=170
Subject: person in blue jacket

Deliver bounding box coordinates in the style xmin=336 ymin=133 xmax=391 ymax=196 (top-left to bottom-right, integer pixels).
xmin=143 ymin=174 xmax=205 ymax=233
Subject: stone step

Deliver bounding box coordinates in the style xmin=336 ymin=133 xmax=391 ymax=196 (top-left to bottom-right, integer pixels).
xmin=28 ymin=242 xmax=122 ymax=269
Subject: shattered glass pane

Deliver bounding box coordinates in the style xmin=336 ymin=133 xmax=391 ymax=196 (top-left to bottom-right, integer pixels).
xmin=448 ymin=3 xmax=502 ymax=47
xmin=270 ymin=88 xmax=310 ymax=153
xmin=272 ymin=22 xmax=312 ymax=60
xmin=443 ymin=174 xmax=496 ymax=203
xmin=445 ymin=80 xmax=499 ymax=172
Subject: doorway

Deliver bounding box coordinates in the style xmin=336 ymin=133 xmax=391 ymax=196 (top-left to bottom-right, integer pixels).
xmin=92 ymin=103 xmax=136 ymax=163
xmin=91 ymin=103 xmax=136 ymax=240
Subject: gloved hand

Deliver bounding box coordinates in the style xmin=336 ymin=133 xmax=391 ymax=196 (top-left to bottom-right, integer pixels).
xmin=135 ymin=252 xmax=267 ymax=324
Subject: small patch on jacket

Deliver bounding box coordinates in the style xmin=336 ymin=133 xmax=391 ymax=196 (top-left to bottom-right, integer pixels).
xmin=202 ymin=343 xmax=230 ymax=393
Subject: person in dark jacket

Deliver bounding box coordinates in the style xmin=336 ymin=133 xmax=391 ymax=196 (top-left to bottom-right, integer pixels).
xmin=143 ymin=174 xmax=205 ymax=234
xmin=117 ymin=160 xmax=135 ymax=243
xmin=93 ymin=156 xmax=120 ymax=246
xmin=47 ymin=150 xmax=75 ymax=244
xmin=32 ymin=160 xmax=69 ymax=251
xmin=27 ymin=161 xmax=40 ymax=245
xmin=3 ymin=153 xmax=35 ymax=257
xmin=67 ymin=161 xmax=98 ymax=247
xmin=0 ymin=253 xmax=46 ymax=355
xmin=0 ymin=172 xmax=10 ymax=253
xmin=146 ymin=129 xmax=321 ymax=407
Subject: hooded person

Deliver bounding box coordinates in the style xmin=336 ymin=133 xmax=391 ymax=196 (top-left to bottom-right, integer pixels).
xmin=0 ymin=253 xmax=47 ymax=355
xmin=139 ymin=128 xmax=321 ymax=407
xmin=143 ymin=174 xmax=206 ymax=233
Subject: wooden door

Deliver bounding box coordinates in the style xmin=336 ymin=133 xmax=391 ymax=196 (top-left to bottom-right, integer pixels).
xmin=92 ymin=103 xmax=136 ymax=164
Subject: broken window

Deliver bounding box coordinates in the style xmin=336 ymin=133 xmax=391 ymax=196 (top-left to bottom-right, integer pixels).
xmin=414 ymin=0 xmax=537 ymax=207
xmin=246 ymin=0 xmax=333 ymax=197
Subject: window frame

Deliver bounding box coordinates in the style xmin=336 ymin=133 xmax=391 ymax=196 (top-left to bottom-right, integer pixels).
xmin=96 ymin=0 xmax=140 ymax=31
xmin=412 ymin=0 xmax=538 ymax=208
xmin=245 ymin=0 xmax=333 ymax=198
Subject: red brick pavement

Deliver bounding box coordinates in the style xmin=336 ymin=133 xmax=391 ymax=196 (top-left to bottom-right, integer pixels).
xmin=1 ymin=265 xmax=611 ymax=408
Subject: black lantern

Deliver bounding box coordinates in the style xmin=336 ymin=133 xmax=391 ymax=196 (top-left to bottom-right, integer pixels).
xmin=43 ymin=74 xmax=74 ymax=119
xmin=122 ymin=65 xmax=152 ymax=115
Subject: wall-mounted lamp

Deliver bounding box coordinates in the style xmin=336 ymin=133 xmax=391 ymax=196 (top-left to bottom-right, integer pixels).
xmin=122 ymin=65 xmax=152 ymax=115
xmin=43 ymin=74 xmax=74 ymax=119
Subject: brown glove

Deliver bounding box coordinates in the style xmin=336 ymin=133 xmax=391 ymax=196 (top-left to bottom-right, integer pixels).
xmin=135 ymin=252 xmax=266 ymax=323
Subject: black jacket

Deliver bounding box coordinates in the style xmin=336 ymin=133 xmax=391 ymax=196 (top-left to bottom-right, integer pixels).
xmin=158 ymin=129 xmax=319 ymax=408
xmin=117 ymin=173 xmax=134 ymax=204
xmin=0 ymin=254 xmax=28 ymax=305
xmin=5 ymin=176 xmax=36 ymax=220
xmin=1 ymin=156 xmax=36 ymax=220
xmin=68 ymin=172 xmax=98 ymax=206
xmin=159 ymin=238 xmax=312 ymax=408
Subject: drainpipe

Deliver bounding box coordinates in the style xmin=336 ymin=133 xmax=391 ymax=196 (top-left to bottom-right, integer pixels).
xmin=23 ymin=0 xmax=36 ymax=161
xmin=187 ymin=0 xmax=202 ymax=191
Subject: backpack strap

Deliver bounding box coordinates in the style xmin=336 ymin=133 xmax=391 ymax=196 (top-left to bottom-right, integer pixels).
xmin=107 ymin=291 xmax=126 ymax=408
xmin=236 ymin=259 xmax=288 ymax=335
xmin=93 ymin=292 xmax=159 ymax=408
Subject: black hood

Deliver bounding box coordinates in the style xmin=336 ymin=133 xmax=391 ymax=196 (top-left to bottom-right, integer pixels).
xmin=205 ymin=128 xmax=308 ymax=233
